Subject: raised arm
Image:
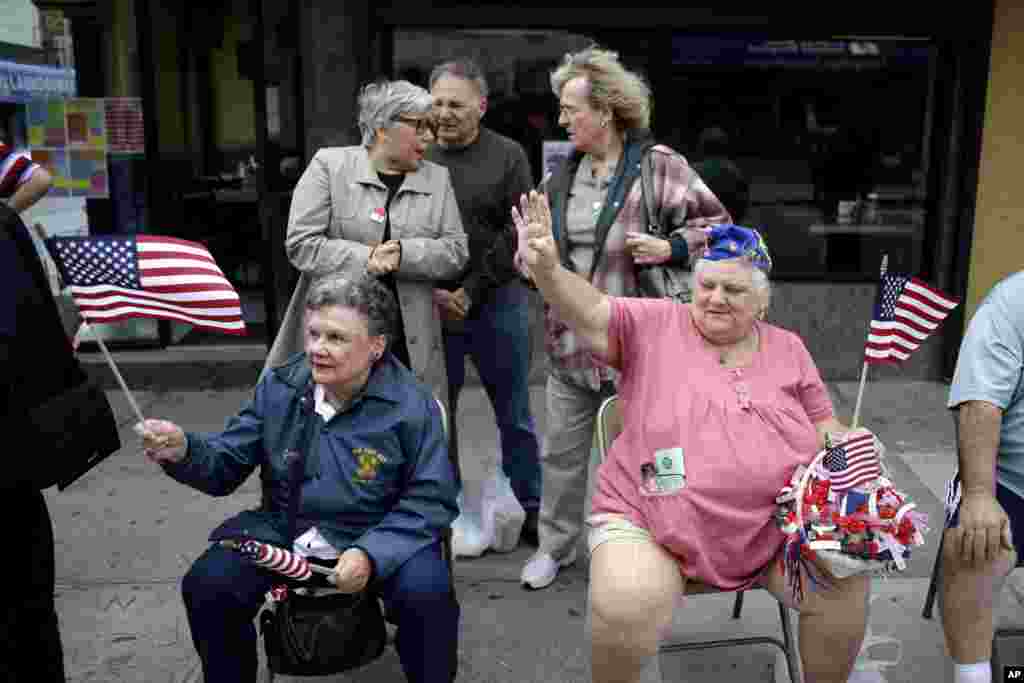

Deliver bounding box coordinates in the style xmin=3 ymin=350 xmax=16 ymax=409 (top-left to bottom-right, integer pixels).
xmin=513 ymin=190 xmax=612 ymax=361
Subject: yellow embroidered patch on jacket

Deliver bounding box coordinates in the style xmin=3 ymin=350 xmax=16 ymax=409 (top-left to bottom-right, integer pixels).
xmin=352 ymin=447 xmax=386 ymax=484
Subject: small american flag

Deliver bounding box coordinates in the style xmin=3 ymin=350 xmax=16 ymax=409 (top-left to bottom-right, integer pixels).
xmin=864 ymin=274 xmax=958 ymax=364
xmin=823 ymin=432 xmax=880 ymax=492
xmin=45 ymin=234 xmax=246 ymax=335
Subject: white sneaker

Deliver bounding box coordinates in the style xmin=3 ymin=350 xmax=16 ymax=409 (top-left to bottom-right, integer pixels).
xmin=520 ymin=549 xmax=577 ymax=590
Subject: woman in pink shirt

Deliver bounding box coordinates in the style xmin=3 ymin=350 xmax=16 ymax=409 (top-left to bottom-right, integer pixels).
xmin=513 ymin=191 xmax=874 ymax=683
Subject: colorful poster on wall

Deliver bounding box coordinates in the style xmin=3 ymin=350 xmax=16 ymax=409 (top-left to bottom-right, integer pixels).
xmin=105 ymin=97 xmax=145 ymax=154
xmin=68 ymin=148 xmax=108 ymax=198
xmin=26 ymin=100 xmax=67 ymax=148
xmin=30 ymin=148 xmax=70 ymax=197
xmin=65 ymin=98 xmax=106 ymax=148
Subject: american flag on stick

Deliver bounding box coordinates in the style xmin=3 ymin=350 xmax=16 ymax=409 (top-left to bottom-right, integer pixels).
xmin=45 ymin=235 xmax=247 ymax=335
xmin=864 ymin=273 xmax=958 ymax=364
xmin=822 ymin=431 xmax=880 ymax=492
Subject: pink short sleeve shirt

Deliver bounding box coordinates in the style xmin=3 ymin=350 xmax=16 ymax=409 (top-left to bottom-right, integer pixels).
xmin=592 ymin=297 xmax=834 ymax=589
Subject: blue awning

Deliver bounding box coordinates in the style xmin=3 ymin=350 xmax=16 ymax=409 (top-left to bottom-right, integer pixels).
xmin=0 ymin=59 xmax=76 ymax=103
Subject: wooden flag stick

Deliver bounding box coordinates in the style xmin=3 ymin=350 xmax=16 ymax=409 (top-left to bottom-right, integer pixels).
xmin=852 ymin=254 xmax=889 ymax=430
xmin=83 ymin=322 xmax=145 ymax=425
xmin=851 ymin=362 xmax=868 ymax=429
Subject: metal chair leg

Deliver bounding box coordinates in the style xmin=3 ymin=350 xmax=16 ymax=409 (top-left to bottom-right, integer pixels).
xmin=777 ymin=602 xmax=800 ymax=683
xmin=731 ymin=590 xmax=744 ymax=619
xmin=923 ymin=528 xmax=947 ymax=619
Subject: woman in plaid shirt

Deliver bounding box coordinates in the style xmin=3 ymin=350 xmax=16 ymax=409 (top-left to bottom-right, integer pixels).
xmin=520 ymin=47 xmax=730 ymax=589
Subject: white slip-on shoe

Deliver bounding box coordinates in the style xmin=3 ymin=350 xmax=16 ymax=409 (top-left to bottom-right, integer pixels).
xmin=520 ymin=548 xmax=577 ymax=590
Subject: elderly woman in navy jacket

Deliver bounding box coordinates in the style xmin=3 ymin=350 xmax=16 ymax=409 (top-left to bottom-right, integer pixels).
xmin=136 ymin=274 xmax=459 ymax=683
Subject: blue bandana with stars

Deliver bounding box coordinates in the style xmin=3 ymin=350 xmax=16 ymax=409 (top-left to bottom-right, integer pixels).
xmin=700 ymin=224 xmax=773 ymax=273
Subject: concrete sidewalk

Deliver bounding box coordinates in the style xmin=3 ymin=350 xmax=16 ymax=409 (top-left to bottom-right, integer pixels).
xmin=46 ymin=378 xmax=1024 ymax=682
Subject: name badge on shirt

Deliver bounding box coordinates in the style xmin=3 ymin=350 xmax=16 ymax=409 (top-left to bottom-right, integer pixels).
xmin=639 ymin=447 xmax=686 ymax=497
xmin=370 ymin=207 xmax=386 ymax=223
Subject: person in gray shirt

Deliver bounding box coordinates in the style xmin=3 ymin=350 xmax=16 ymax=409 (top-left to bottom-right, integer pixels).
xmin=427 ymin=59 xmax=542 ymax=547
xmin=942 ymin=270 xmax=1024 ymax=683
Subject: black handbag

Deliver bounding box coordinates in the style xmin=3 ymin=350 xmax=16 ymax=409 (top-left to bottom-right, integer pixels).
xmin=258 ymin=389 xmax=387 ymax=676
xmin=635 ymin=149 xmax=693 ymax=303
xmin=24 ymin=377 xmax=122 ymax=491
xmin=261 ymin=587 xmax=387 ymax=675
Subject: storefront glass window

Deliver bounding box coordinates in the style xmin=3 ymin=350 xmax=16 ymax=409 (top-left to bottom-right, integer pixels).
xmin=395 ymin=29 xmax=937 ymax=281
xmin=666 ymin=35 xmax=936 ymax=280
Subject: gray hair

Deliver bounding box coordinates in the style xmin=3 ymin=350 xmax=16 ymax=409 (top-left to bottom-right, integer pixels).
xmin=550 ymin=46 xmax=651 ymax=132
xmin=357 ymin=80 xmax=434 ymax=147
xmin=305 ymin=274 xmax=397 ymax=344
xmin=428 ymin=59 xmax=489 ymax=98
xmin=692 ymin=258 xmax=772 ymax=310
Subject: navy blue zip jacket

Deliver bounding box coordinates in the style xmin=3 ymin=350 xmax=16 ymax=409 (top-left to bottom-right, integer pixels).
xmin=161 ymin=352 xmax=458 ymax=582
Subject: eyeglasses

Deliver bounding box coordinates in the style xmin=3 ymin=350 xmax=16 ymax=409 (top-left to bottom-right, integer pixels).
xmin=394 ymin=116 xmax=437 ymax=137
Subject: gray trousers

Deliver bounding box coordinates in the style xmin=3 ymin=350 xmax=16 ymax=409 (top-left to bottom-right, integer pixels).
xmin=538 ymin=372 xmax=615 ymax=560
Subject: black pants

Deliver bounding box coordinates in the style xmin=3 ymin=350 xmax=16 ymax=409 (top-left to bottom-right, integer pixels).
xmin=0 ymin=489 xmax=64 ymax=682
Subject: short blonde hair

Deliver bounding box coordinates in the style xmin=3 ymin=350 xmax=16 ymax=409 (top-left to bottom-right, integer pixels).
xmin=550 ymin=46 xmax=651 ymax=132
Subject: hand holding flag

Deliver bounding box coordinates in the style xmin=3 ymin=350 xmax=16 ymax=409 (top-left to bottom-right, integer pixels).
xmin=43 ymin=234 xmax=247 ymax=427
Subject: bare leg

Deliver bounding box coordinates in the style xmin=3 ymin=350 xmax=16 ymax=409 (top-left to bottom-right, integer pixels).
xmin=588 ymin=537 xmax=684 ymax=683
xmin=762 ymin=558 xmax=871 ymax=683
xmin=939 ymin=526 xmax=1017 ymax=664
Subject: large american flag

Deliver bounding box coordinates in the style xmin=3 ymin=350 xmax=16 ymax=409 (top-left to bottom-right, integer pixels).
xmin=822 ymin=432 xmax=880 ymax=492
xmin=45 ymin=235 xmax=246 ymax=335
xmin=864 ymin=274 xmax=958 ymax=364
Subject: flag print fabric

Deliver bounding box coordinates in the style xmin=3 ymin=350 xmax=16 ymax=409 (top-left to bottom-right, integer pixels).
xmin=774 ymin=428 xmax=929 ymax=601
xmin=45 ymin=234 xmax=246 ymax=335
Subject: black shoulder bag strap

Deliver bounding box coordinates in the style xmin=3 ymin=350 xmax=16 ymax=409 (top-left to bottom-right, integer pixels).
xmin=640 ymin=148 xmax=664 ymax=238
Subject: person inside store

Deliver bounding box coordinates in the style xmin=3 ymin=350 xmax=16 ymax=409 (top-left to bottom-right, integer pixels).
xmin=0 ymin=137 xmax=78 ymax=683
xmin=136 ymin=274 xmax=460 ymax=683
xmin=264 ymin=79 xmax=468 ymax=408
xmin=518 ymin=46 xmax=731 ymax=590
xmin=513 ymin=191 xmax=875 ymax=683
xmin=692 ymin=126 xmax=750 ymax=224
xmin=940 ymin=270 xmax=1024 ymax=683
xmin=426 ymin=58 xmax=543 ymax=549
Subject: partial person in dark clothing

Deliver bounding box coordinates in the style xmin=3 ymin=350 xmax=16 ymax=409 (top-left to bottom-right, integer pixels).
xmin=692 ymin=127 xmax=750 ymax=224
xmin=0 ymin=151 xmax=68 ymax=682
xmin=427 ymin=59 xmax=543 ymax=547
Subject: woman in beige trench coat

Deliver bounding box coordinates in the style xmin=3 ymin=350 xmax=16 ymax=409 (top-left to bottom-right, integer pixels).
xmin=265 ymin=80 xmax=468 ymax=402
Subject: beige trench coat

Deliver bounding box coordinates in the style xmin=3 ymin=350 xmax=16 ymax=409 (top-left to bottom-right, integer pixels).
xmin=264 ymin=146 xmax=468 ymax=401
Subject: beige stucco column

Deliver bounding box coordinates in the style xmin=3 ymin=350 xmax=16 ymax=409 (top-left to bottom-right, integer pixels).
xmin=965 ymin=0 xmax=1024 ymax=322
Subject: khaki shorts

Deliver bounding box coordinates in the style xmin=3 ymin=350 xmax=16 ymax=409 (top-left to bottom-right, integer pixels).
xmin=587 ymin=513 xmax=654 ymax=555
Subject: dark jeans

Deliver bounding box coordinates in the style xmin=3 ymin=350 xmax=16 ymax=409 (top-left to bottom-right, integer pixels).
xmin=0 ymin=489 xmax=65 ymax=683
xmin=444 ymin=281 xmax=541 ymax=511
xmin=182 ymin=541 xmax=458 ymax=683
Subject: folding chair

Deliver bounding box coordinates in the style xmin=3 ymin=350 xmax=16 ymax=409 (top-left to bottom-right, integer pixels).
xmin=262 ymin=396 xmax=458 ymax=681
xmin=594 ymin=395 xmax=801 ymax=683
xmin=921 ymin=501 xmax=1024 ymax=675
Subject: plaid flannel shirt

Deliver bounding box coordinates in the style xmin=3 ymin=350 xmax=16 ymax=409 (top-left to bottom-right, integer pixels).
xmin=546 ymin=142 xmax=730 ymax=390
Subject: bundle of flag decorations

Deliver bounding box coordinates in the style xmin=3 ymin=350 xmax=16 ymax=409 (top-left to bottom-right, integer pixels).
xmin=864 ymin=273 xmax=958 ymax=364
xmin=774 ymin=428 xmax=929 ymax=602
xmin=44 ymin=235 xmax=246 ymax=335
